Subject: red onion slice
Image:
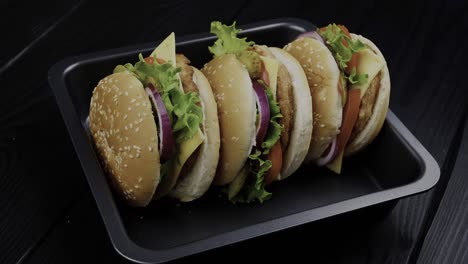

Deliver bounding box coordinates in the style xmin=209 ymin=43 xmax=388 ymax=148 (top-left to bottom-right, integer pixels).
xmin=316 ymin=137 xmax=338 ymax=166
xmin=296 ymin=30 xmax=325 ymax=45
xmin=252 ymin=80 xmax=270 ymax=145
xmin=145 ymin=84 xmax=175 ymax=163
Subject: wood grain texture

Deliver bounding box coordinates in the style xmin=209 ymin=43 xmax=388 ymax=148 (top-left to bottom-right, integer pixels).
xmin=0 ymin=0 xmax=467 ymax=263
xmin=0 ymin=98 xmax=84 ymax=264
xmin=417 ymin=118 xmax=468 ymax=264
xmin=0 ymin=0 xmax=83 ymax=72
xmin=24 ymin=193 xmax=127 ymax=264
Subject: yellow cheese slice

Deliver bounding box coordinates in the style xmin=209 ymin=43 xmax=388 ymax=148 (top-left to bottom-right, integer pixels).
xmin=151 ymin=32 xmax=185 ymax=93
xmin=326 ymin=49 xmax=385 ymax=173
xmin=150 ymin=32 xmax=176 ymax=67
xmin=151 ymin=33 xmax=206 ymax=181
xmin=326 ymin=150 xmax=344 ymax=174
xmin=170 ymin=128 xmax=205 ymax=180
xmin=260 ymin=56 xmax=279 ymax=98
xmin=352 ymin=48 xmax=385 ymax=99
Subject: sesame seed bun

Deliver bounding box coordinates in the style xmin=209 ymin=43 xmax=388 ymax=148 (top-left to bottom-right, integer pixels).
xmin=201 ymin=54 xmax=256 ymax=186
xmin=170 ymin=67 xmax=221 ymax=201
xmin=89 ymin=71 xmax=160 ymax=207
xmin=345 ymin=34 xmax=390 ymax=155
xmin=268 ymin=47 xmax=313 ymax=179
xmin=285 ymin=38 xmax=343 ymax=162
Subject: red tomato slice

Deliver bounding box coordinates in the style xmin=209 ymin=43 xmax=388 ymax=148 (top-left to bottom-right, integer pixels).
xmin=264 ymin=142 xmax=282 ymax=185
xmin=336 ymin=88 xmax=361 ymax=153
xmin=144 ymin=57 xmax=167 ymax=65
xmin=144 ymin=56 xmax=154 ymax=64
xmin=336 ymin=25 xmax=358 ymax=74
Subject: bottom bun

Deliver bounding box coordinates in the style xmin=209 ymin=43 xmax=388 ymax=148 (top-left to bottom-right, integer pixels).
xmin=345 ymin=34 xmax=391 ymax=155
xmin=269 ymin=47 xmax=313 ymax=179
xmin=170 ymin=68 xmax=221 ymax=201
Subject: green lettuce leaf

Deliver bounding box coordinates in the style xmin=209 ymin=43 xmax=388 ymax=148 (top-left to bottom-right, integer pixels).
xmin=347 ymin=67 xmax=369 ymax=85
xmin=118 ymin=54 xmax=203 ymax=143
xmin=318 ymin=24 xmax=366 ymax=80
xmin=231 ymin=150 xmax=272 ymax=203
xmin=261 ymin=87 xmax=283 ymax=153
xmin=230 ymin=83 xmax=283 ymax=203
xmin=208 ymin=21 xmax=254 ymax=57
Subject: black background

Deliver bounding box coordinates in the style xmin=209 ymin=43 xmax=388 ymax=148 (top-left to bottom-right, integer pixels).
xmin=1 ymin=0 xmax=467 ymax=263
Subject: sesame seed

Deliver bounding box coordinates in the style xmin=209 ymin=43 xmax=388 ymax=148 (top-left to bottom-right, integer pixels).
xmin=128 ymin=107 xmax=132 ymax=111
xmin=123 ymin=114 xmax=128 ymax=120
xmin=124 ymin=164 xmax=128 ymax=168
xmin=138 ymin=177 xmax=143 ymax=183
xmin=124 ymin=91 xmax=129 ymax=96
xmin=148 ymin=146 xmax=153 ymax=152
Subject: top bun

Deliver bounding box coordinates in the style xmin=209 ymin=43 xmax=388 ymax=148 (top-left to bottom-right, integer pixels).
xmin=285 ymin=38 xmax=342 ymax=161
xmin=202 ymin=54 xmax=256 ymax=185
xmin=345 ymin=34 xmax=390 ymax=155
xmin=89 ymin=71 xmax=161 ymax=207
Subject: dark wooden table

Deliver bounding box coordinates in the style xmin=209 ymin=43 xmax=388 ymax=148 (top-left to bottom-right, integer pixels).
xmin=1 ymin=0 xmax=467 ymax=263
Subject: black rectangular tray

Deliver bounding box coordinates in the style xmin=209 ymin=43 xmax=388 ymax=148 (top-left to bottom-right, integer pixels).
xmin=48 ymin=18 xmax=440 ymax=263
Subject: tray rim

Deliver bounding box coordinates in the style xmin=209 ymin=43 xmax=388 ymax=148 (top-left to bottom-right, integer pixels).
xmin=48 ymin=17 xmax=440 ymax=264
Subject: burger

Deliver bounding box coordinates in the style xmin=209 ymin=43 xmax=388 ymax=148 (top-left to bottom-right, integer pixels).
xmin=285 ymin=24 xmax=391 ymax=173
xmin=201 ymin=22 xmax=313 ymax=203
xmin=89 ymin=33 xmax=220 ymax=206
